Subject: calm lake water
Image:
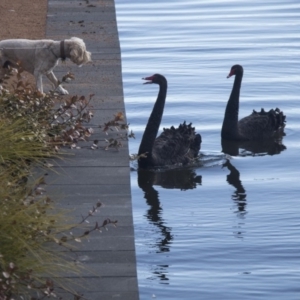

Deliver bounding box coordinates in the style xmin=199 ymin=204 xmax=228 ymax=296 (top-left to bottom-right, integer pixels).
xmin=115 ymin=1 xmax=300 ymax=299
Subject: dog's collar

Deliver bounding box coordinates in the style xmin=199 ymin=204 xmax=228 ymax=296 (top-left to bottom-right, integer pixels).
xmin=60 ymin=40 xmax=66 ymax=61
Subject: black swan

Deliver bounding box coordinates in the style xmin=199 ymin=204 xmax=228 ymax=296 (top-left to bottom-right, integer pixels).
xmin=221 ymin=64 xmax=286 ymax=141
xmin=138 ymin=74 xmax=201 ymax=169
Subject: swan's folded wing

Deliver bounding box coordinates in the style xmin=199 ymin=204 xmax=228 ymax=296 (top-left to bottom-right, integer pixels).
xmin=238 ymin=108 xmax=285 ymax=140
xmin=152 ymin=123 xmax=201 ymax=166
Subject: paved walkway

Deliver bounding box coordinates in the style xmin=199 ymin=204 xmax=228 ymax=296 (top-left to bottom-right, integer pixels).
xmin=45 ymin=0 xmax=139 ymax=299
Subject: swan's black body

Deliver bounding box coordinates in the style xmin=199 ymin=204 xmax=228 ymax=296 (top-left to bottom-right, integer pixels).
xmin=221 ymin=64 xmax=286 ymax=141
xmin=138 ymin=74 xmax=201 ymax=169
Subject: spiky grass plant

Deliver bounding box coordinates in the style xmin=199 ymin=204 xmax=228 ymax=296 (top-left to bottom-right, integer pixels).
xmin=0 ymin=177 xmax=117 ymax=299
xmin=0 ymin=70 xmax=110 ymax=299
xmin=0 ymin=173 xmax=117 ymax=299
xmin=0 ymin=179 xmax=82 ymax=299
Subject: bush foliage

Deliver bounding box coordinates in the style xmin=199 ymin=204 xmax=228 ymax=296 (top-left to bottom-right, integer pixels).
xmin=0 ymin=69 xmax=117 ymax=299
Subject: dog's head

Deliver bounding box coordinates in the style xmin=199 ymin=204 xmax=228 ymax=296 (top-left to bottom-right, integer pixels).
xmin=67 ymin=37 xmax=92 ymax=66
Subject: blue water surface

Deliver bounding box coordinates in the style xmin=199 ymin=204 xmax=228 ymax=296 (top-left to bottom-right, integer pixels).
xmin=115 ymin=1 xmax=300 ymax=299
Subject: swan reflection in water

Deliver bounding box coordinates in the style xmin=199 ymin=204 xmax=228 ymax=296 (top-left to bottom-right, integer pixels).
xmin=137 ymin=167 xmax=202 ymax=283
xmin=222 ymin=135 xmax=286 ymax=238
xmin=222 ymin=159 xmax=247 ymax=239
xmin=221 ymin=137 xmax=286 ymax=157
xmin=223 ymin=159 xmax=247 ymax=216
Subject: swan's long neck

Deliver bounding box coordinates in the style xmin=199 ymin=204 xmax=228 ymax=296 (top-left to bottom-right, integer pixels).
xmin=138 ymin=80 xmax=167 ymax=167
xmin=221 ymin=72 xmax=243 ymax=140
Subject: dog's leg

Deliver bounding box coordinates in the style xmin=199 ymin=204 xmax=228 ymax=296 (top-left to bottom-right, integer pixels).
xmin=0 ymin=56 xmax=5 ymax=92
xmin=0 ymin=68 xmax=4 ymax=91
xmin=34 ymin=71 xmax=44 ymax=94
xmin=46 ymin=71 xmax=69 ymax=95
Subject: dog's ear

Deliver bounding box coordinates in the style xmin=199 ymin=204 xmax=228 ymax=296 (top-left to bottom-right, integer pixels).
xmin=82 ymin=50 xmax=92 ymax=64
xmin=69 ymin=39 xmax=91 ymax=65
xmin=69 ymin=47 xmax=80 ymax=64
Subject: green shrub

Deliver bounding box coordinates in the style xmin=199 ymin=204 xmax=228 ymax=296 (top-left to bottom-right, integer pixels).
xmin=0 ymin=70 xmax=117 ymax=299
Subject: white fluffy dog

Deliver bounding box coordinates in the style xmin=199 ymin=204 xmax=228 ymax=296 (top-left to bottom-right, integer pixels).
xmin=0 ymin=37 xmax=91 ymax=94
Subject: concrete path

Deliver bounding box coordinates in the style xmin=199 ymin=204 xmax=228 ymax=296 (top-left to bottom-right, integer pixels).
xmin=45 ymin=0 xmax=139 ymax=299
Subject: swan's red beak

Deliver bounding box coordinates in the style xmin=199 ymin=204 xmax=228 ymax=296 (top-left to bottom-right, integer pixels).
xmin=142 ymin=76 xmax=154 ymax=84
xmin=227 ymin=69 xmax=235 ymax=78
